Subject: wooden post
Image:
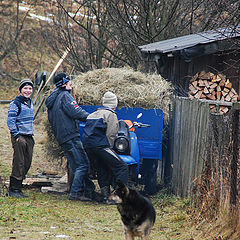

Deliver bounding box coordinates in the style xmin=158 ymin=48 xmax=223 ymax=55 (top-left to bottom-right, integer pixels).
xmin=33 ymin=48 xmax=71 ymax=105
xmin=230 ymin=102 xmax=240 ymax=207
xmin=33 ymin=48 xmax=71 ymax=119
xmin=33 ymin=96 xmax=46 ymax=120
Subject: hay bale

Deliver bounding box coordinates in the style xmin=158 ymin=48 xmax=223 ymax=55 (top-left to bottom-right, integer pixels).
xmin=73 ymin=67 xmax=173 ymax=118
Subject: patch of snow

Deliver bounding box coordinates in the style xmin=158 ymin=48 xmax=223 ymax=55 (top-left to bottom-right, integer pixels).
xmin=19 ymin=6 xmax=31 ymax=12
xmin=28 ymin=12 xmax=53 ymax=23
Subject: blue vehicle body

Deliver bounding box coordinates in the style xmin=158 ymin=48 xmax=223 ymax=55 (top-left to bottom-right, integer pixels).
xmin=118 ymin=130 xmax=140 ymax=173
xmin=79 ymin=106 xmax=163 ymax=177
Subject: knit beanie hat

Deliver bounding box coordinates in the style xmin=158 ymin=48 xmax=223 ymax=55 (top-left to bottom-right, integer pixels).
xmin=102 ymin=91 xmax=118 ymax=109
xmin=53 ymin=73 xmax=70 ymax=87
xmin=19 ymin=79 xmax=33 ymax=92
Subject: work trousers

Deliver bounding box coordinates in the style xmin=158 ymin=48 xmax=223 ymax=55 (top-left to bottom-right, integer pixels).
xmin=85 ymin=147 xmax=129 ymax=189
xmin=61 ymin=137 xmax=95 ymax=197
xmin=11 ymin=135 xmax=34 ymax=180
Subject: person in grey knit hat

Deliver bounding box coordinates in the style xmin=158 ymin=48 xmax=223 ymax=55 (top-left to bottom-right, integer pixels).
xmin=83 ymin=91 xmax=128 ymax=204
xmin=102 ymin=91 xmax=118 ymax=109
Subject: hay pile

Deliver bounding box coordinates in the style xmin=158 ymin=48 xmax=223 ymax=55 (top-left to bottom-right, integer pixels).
xmin=73 ymin=67 xmax=173 ymax=117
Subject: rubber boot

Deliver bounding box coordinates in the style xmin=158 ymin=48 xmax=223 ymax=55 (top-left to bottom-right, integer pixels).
xmin=101 ymin=186 xmax=115 ymax=205
xmin=19 ymin=179 xmax=27 ymax=198
xmin=101 ymin=186 xmax=110 ymax=197
xmin=84 ymin=190 xmax=104 ymax=203
xmin=7 ymin=177 xmax=25 ymax=198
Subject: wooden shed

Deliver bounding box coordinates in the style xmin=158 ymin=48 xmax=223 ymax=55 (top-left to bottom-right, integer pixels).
xmin=138 ymin=25 xmax=240 ymax=96
xmin=139 ymin=26 xmax=240 ymax=197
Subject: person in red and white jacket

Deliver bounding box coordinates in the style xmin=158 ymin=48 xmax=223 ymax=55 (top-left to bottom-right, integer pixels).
xmin=46 ymin=73 xmax=100 ymax=202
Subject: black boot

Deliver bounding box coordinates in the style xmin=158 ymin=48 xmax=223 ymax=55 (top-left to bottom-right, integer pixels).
xmin=101 ymin=186 xmax=115 ymax=205
xmin=84 ymin=190 xmax=104 ymax=203
xmin=7 ymin=177 xmax=25 ymax=198
xmin=101 ymin=186 xmax=110 ymax=197
xmin=19 ymin=179 xmax=27 ymax=198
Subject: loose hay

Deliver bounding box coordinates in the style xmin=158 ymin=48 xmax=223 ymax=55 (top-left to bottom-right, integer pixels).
xmin=73 ymin=67 xmax=173 ymax=118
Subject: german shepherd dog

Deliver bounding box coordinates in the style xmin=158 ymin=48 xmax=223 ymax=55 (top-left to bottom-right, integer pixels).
xmin=109 ymin=180 xmax=156 ymax=240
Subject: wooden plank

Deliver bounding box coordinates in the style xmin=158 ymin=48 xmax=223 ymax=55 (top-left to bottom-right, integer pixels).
xmin=216 ymin=86 xmax=221 ymax=92
xmin=178 ymin=97 xmax=186 ymax=196
xmin=171 ymin=97 xmax=182 ymax=195
xmin=186 ymin=100 xmax=198 ymax=196
xmin=181 ymin=99 xmax=191 ymax=197
xmin=185 ymin=97 xmax=233 ymax=107
xmin=0 ymin=100 xmax=11 ymax=104
xmin=208 ymin=94 xmax=216 ymax=100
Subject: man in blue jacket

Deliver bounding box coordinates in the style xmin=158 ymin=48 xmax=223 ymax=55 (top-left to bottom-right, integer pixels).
xmin=45 ymin=73 xmax=98 ymax=201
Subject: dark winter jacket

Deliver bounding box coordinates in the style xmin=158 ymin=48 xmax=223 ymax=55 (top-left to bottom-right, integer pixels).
xmin=83 ymin=107 xmax=119 ymax=149
xmin=7 ymin=95 xmax=34 ymax=138
xmin=45 ymin=88 xmax=89 ymax=145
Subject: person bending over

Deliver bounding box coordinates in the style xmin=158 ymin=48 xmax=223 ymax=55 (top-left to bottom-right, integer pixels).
xmin=83 ymin=91 xmax=128 ymax=203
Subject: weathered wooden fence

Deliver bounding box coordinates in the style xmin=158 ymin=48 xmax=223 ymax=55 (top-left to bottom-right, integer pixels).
xmin=167 ymin=96 xmax=240 ymax=201
xmin=168 ymin=97 xmax=210 ymax=197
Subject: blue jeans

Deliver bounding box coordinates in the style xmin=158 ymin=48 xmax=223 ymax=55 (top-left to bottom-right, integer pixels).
xmin=61 ymin=137 xmax=95 ymax=197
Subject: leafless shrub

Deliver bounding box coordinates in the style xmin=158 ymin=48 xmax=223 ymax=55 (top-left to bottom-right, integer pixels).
xmin=191 ymin=110 xmax=239 ymax=228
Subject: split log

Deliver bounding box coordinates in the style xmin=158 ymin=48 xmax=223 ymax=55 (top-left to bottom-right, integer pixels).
xmin=190 ymin=73 xmax=199 ymax=82
xmin=225 ymin=80 xmax=232 ymax=89
xmin=189 ymin=84 xmax=198 ymax=94
xmin=211 ymin=74 xmax=221 ymax=82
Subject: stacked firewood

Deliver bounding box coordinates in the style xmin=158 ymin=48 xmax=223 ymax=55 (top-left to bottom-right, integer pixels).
xmin=188 ymin=71 xmax=239 ymax=114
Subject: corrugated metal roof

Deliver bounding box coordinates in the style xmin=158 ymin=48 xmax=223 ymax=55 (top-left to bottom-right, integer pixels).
xmin=139 ymin=25 xmax=240 ymax=54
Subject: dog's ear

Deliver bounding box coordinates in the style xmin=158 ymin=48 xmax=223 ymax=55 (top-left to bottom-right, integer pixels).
xmin=116 ymin=179 xmax=129 ymax=197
